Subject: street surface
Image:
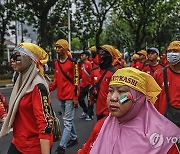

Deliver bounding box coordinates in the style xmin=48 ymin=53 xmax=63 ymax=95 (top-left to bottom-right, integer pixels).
xmin=0 ymin=87 xmax=96 ymax=154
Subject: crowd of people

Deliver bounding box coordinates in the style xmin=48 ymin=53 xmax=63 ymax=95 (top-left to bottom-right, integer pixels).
xmin=0 ymin=39 xmax=179 ymax=154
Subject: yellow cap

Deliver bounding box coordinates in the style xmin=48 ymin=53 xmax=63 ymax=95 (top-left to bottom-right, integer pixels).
xmin=90 ymin=46 xmax=97 ymax=52
xmin=18 ymin=43 xmax=49 ymax=75
xmin=98 ymin=45 xmax=116 ymax=58
xmin=55 ymin=39 xmax=69 ymax=51
xmin=167 ymin=41 xmax=180 ymax=51
xmin=109 ymin=67 xmax=161 ymax=104
xmin=137 ymin=50 xmax=147 ymax=59
xmin=55 ymin=39 xmax=72 ymax=58
xmin=132 ymin=54 xmax=139 ymax=60
xmin=97 ymin=45 xmax=117 ymax=64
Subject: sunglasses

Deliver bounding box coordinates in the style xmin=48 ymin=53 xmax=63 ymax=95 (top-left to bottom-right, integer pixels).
xmin=10 ymin=53 xmax=21 ymax=63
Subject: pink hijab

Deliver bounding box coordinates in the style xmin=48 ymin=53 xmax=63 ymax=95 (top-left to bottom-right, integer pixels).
xmin=90 ymin=89 xmax=180 ymax=154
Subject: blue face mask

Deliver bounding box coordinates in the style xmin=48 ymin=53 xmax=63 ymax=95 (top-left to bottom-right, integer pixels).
xmin=167 ymin=52 xmax=180 ymax=65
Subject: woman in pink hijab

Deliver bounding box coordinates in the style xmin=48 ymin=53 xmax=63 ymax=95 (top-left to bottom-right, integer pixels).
xmin=78 ymin=68 xmax=180 ymax=154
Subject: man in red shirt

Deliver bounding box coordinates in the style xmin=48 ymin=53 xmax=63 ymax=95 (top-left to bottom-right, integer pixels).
xmin=78 ymin=51 xmax=93 ymax=120
xmin=130 ymin=53 xmax=139 ymax=68
xmin=160 ymin=53 xmax=169 ymax=66
xmin=49 ymin=39 xmax=78 ymax=154
xmin=90 ymin=45 xmax=117 ymax=121
xmin=136 ymin=50 xmax=148 ymax=70
xmin=154 ymin=41 xmax=180 ymax=152
xmin=154 ymin=41 xmax=180 ymax=119
xmin=143 ymin=47 xmax=164 ymax=76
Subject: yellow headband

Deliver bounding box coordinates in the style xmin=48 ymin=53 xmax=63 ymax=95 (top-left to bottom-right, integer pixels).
xmin=109 ymin=67 xmax=161 ymax=103
xmin=90 ymin=46 xmax=97 ymax=52
xmin=98 ymin=45 xmax=117 ymax=64
xmin=137 ymin=50 xmax=147 ymax=59
xmin=55 ymin=39 xmax=72 ymax=58
xmin=132 ymin=54 xmax=139 ymax=60
xmin=55 ymin=39 xmax=69 ymax=51
xmin=167 ymin=41 xmax=180 ymax=51
xmin=16 ymin=43 xmax=49 ymax=75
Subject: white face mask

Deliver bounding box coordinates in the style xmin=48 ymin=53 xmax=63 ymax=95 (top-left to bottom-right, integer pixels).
xmin=167 ymin=52 xmax=180 ymax=65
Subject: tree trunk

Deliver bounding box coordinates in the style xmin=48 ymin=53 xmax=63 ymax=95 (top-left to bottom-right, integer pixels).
xmin=0 ymin=27 xmax=6 ymax=61
xmin=38 ymin=16 xmax=49 ymax=49
xmin=95 ymin=27 xmax=103 ymax=47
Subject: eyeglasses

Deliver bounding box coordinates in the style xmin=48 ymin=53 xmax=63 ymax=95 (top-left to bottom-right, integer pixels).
xmin=10 ymin=53 xmax=21 ymax=64
xmin=55 ymin=46 xmax=63 ymax=50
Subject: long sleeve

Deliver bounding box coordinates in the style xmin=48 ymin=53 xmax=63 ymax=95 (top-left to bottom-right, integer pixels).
xmin=32 ymin=84 xmax=53 ymax=140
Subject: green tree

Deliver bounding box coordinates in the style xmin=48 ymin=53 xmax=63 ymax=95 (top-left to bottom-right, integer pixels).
xmin=16 ymin=0 xmax=61 ymax=49
xmin=0 ymin=0 xmax=16 ymax=60
xmin=74 ymin=0 xmax=118 ymax=49
xmin=115 ymin=0 xmax=178 ymax=50
xmin=104 ymin=16 xmax=134 ymax=51
xmin=155 ymin=2 xmax=180 ymax=52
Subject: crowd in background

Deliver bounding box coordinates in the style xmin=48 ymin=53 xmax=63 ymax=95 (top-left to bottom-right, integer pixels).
xmin=0 ymin=40 xmax=179 ymax=154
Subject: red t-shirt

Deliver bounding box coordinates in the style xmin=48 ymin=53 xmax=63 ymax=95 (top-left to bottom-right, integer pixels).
xmin=143 ymin=63 xmax=164 ymax=76
xmin=90 ymin=56 xmax=99 ymax=68
xmin=154 ymin=67 xmax=180 ymax=115
xmin=77 ymin=117 xmax=106 ymax=154
xmin=160 ymin=59 xmax=169 ymax=66
xmin=0 ymin=93 xmax=7 ymax=119
xmin=0 ymin=102 xmax=6 ymax=119
xmin=130 ymin=61 xmax=136 ymax=68
xmin=49 ymin=58 xmax=75 ymax=100
xmin=91 ymin=67 xmax=115 ymax=116
xmin=0 ymin=93 xmax=8 ymax=111
xmin=12 ymin=85 xmax=53 ymax=154
xmin=135 ymin=61 xmax=144 ymax=70
xmin=79 ymin=61 xmax=92 ymax=87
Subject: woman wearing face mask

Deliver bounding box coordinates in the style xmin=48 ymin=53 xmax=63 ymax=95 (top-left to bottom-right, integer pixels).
xmin=0 ymin=43 xmax=54 ymax=154
xmin=78 ymin=67 xmax=180 ymax=154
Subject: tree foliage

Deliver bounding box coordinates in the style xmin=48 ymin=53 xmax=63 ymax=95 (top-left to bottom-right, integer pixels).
xmin=74 ymin=0 xmax=118 ymax=49
xmin=16 ymin=0 xmax=66 ymax=49
xmin=104 ymin=16 xmax=134 ymax=51
xmin=115 ymin=0 xmax=179 ymax=51
xmin=0 ymin=0 xmax=16 ymax=60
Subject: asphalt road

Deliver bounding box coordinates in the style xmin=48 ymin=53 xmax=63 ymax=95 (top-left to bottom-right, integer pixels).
xmin=0 ymin=87 xmax=96 ymax=154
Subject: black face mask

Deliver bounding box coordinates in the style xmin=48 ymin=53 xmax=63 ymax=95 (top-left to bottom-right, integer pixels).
xmin=99 ymin=51 xmax=112 ymax=69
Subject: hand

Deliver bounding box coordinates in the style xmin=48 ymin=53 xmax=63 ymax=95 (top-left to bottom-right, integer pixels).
xmin=73 ymin=99 xmax=78 ymax=108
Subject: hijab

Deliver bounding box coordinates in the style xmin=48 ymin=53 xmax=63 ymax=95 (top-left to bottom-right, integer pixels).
xmin=90 ymin=67 xmax=180 ymax=154
xmin=90 ymin=89 xmax=180 ymax=154
xmin=0 ymin=43 xmax=49 ymax=137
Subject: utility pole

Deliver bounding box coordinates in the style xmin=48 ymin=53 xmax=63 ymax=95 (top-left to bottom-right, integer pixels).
xmin=68 ymin=0 xmax=71 ymax=51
